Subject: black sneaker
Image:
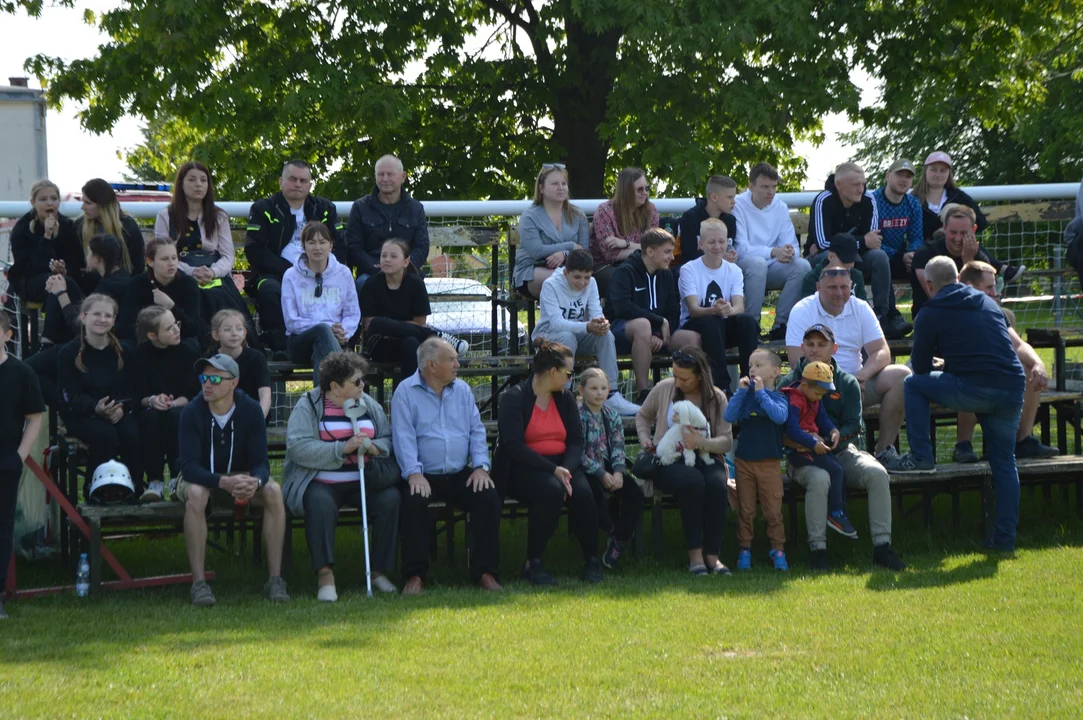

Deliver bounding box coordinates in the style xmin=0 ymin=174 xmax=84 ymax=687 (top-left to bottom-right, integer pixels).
xmin=873 ymin=543 xmax=906 ymax=571
xmin=602 ymin=537 xmax=624 ymax=570
xmin=953 ymin=441 xmax=980 ymax=463
xmin=583 ymin=557 xmax=604 ymax=583
xmin=809 ymin=549 xmax=829 ymax=571
xmin=884 ymin=452 xmax=937 ymax=474
xmin=522 ymin=558 xmax=557 ymax=586
xmin=1015 ymin=436 xmax=1059 ymax=459
xmin=880 ymin=311 xmax=913 ymax=340
xmin=1001 ymin=265 xmax=1026 ymax=286
xmin=766 ymin=324 xmax=788 ymax=342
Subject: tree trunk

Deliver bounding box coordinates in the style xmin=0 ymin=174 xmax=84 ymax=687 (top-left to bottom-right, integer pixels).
xmin=549 ymin=15 xmax=623 ymax=200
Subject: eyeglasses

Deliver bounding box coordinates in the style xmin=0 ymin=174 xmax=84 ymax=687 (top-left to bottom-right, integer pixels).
xmin=820 ymin=268 xmax=851 ymax=279
xmin=560 ymin=368 xmax=574 ymax=378
xmin=635 ymin=186 xmax=649 ymax=194
xmin=314 ymin=273 xmax=323 ymax=298
xmin=199 ymin=374 xmax=235 ymax=385
xmin=350 ymin=377 xmax=364 ymax=387
xmin=163 ymin=321 xmax=181 ymax=333
xmin=672 ymin=350 xmax=697 ymax=367
xmin=542 ymin=163 xmax=566 ymax=170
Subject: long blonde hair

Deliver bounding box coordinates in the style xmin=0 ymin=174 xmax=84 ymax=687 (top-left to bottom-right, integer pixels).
xmin=79 ymin=179 xmax=132 ymax=272
xmin=532 ymin=166 xmax=584 ymax=223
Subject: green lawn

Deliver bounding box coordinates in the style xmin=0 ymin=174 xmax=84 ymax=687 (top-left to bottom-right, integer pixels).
xmin=4 ymin=489 xmax=1083 ymax=718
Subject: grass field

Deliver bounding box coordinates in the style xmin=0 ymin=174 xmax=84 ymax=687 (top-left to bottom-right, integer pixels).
xmin=4 ymin=488 xmax=1083 ymax=718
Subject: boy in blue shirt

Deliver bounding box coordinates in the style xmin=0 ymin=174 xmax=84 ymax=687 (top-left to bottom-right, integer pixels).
xmin=724 ymin=348 xmax=790 ymax=570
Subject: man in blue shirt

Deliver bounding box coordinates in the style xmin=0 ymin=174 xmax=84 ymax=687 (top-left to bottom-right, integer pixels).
xmin=885 ymin=256 xmax=1026 ymax=551
xmin=392 ymin=338 xmax=502 ymax=594
xmin=871 ymin=159 xmax=924 ymax=281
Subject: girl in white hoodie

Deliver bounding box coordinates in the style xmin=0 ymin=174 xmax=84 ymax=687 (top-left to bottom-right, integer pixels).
xmin=282 ymin=222 xmax=360 ymax=385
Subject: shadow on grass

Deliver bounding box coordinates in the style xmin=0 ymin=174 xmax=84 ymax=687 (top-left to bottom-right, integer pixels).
xmin=864 ymin=551 xmax=1004 ymax=592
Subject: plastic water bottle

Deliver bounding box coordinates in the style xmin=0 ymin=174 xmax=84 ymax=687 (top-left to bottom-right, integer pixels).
xmin=75 ymin=553 xmax=90 ymax=598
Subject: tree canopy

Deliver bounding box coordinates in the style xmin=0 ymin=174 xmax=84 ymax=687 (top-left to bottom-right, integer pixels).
xmin=11 ymin=0 xmax=1082 ymax=201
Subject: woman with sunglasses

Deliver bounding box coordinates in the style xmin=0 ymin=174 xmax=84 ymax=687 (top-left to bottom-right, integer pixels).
xmin=495 ymin=340 xmax=602 ymax=585
xmin=635 ymin=346 xmax=734 ymax=575
xmin=118 ymin=238 xmax=203 ymax=349
xmin=282 ymin=351 xmax=401 ymax=601
xmin=282 ymin=221 xmax=360 ymax=386
xmin=132 ymin=306 xmax=200 ymax=502
xmin=513 ymin=164 xmax=590 ymax=299
xmin=589 ymin=167 xmax=659 ymax=299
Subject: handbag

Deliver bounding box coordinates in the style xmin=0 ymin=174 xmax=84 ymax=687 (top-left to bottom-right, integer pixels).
xmin=631 ymin=450 xmax=661 ymax=479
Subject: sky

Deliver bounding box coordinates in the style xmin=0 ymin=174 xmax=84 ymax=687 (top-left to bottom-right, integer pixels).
xmin=1 ymin=1 xmax=864 ymax=198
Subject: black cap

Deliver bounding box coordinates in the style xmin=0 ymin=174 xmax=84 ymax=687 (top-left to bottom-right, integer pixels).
xmin=827 ymin=233 xmax=859 ymax=264
xmin=803 ymin=323 xmax=836 ymax=344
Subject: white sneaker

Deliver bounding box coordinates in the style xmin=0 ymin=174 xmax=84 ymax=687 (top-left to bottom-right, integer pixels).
xmin=141 ymin=481 xmax=164 ymax=503
xmin=317 ymin=584 xmax=338 ymax=602
xmin=604 ymin=391 xmax=640 ymax=417
xmin=372 ymin=575 xmax=397 ymax=593
xmin=437 ymin=330 xmax=470 ymax=355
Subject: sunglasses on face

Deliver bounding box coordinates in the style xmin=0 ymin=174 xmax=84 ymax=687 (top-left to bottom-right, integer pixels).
xmin=314 ymin=273 xmax=323 ymax=298
xmin=199 ymin=374 xmax=234 ymax=385
xmin=542 ymin=163 xmax=566 ymax=170
xmin=350 ymin=377 xmax=363 ymax=387
xmin=672 ymin=351 xmax=697 ymax=368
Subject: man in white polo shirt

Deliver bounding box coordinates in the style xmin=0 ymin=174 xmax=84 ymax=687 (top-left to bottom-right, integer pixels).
xmin=785 ymin=265 xmax=911 ymax=461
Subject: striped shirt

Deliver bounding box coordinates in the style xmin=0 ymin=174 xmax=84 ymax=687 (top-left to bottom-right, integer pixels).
xmin=313 ymin=398 xmax=376 ymax=484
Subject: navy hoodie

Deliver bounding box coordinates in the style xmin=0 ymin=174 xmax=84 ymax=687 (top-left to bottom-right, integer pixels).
xmin=910 ymin=282 xmax=1024 ymax=392
xmin=607 ymin=250 xmax=680 ymax=331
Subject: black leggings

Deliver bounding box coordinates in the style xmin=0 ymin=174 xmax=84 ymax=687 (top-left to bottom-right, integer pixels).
xmin=0 ymin=469 xmax=19 ymax=590
xmin=363 ymin=317 xmax=436 ymax=380
xmin=650 ymin=457 xmax=728 ymax=555
xmin=140 ymin=407 xmax=183 ymax=482
xmin=680 ymin=314 xmax=759 ymax=394
xmin=507 ymin=458 xmax=599 ymax=561
xmin=62 ymin=412 xmax=143 ymax=498
xmin=586 ymin=468 xmax=644 ymax=543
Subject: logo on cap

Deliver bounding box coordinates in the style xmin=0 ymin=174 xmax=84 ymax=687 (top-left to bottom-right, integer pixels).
xmin=801 ymin=360 xmax=836 ymax=391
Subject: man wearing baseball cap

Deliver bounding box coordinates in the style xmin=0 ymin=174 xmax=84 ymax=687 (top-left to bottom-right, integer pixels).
xmin=779 ymin=324 xmax=905 ymax=571
xmin=871 ymin=159 xmax=923 ymax=281
xmin=799 ymin=233 xmax=870 ymax=303
xmin=176 ymin=353 xmax=290 ymax=606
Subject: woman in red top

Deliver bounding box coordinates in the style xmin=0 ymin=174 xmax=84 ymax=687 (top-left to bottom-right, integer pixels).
xmin=495 ymin=341 xmax=601 ymax=585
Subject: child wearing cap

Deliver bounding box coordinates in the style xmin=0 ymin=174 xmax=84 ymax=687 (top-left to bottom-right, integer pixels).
xmin=723 ymin=348 xmax=790 ymax=570
xmin=781 ymin=360 xmax=858 ymax=539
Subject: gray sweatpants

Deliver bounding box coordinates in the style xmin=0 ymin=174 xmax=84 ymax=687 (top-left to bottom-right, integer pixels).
xmin=791 ymin=444 xmax=892 ymax=550
xmin=736 ymin=255 xmax=811 ymax=327
xmin=537 ymin=329 xmax=619 ymax=385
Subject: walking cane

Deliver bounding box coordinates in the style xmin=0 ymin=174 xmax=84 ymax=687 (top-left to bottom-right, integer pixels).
xmin=342 ymin=398 xmax=373 ymax=597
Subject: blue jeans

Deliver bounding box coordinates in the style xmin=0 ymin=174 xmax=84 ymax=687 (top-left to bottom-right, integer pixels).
xmin=287 ymin=324 xmax=341 ymax=386
xmin=904 ymin=372 xmax=1024 ymax=547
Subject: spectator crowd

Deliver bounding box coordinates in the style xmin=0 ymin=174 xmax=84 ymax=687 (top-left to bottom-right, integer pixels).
xmin=1 ymin=156 xmax=1078 ymax=618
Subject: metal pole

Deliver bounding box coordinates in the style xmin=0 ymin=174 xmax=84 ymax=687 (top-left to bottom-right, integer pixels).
xmin=1053 ymin=245 xmax=1064 ymax=326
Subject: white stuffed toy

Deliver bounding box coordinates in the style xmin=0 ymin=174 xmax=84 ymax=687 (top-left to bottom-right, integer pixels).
xmin=656 ymin=400 xmax=714 ymax=467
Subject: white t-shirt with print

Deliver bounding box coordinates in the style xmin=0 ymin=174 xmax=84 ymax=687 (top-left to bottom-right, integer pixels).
xmin=677 ymin=258 xmax=745 ymax=327
xmin=785 ymin=293 xmax=884 ymax=375
xmin=280 ymin=206 xmax=307 ymax=264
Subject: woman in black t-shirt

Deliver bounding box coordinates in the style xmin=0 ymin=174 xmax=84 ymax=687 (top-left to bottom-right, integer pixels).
xmin=57 ymin=294 xmax=143 ymax=498
xmin=360 ymin=239 xmax=467 ymax=380
xmin=133 ymin=306 xmax=200 ymax=502
xmin=209 ymin=308 xmax=271 ymax=418
xmin=117 ymin=238 xmax=202 ymax=349
xmin=0 ymin=310 xmax=46 ymax=618
xmin=8 ymin=179 xmax=82 ymax=305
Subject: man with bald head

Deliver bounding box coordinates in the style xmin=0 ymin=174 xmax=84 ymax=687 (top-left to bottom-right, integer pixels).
xmin=391 ymin=337 xmax=502 ymax=595
xmin=346 ymin=155 xmax=431 ymax=297
xmin=886 ymin=256 xmax=1025 ymax=551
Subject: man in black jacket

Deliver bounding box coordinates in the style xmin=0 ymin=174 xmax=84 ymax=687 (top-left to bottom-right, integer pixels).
xmin=346 ymin=154 xmax=430 ymax=302
xmin=175 ymin=354 xmax=289 ymax=606
xmin=244 ymin=159 xmax=344 ymax=350
xmin=608 ymin=228 xmax=683 ymax=400
xmin=807 ymin=163 xmax=911 ymax=340
xmin=677 ymin=175 xmax=738 ymax=267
